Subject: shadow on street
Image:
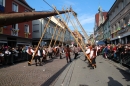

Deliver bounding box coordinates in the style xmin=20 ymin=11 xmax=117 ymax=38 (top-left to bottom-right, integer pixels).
xmin=116 ymin=68 xmax=130 ymax=82
xmin=40 ymin=63 xmax=70 ymax=86
xmin=108 ymin=77 xmax=123 ymax=86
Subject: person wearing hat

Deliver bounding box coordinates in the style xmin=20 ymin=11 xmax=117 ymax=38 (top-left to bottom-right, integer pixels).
xmin=26 ymin=46 xmax=34 ymax=66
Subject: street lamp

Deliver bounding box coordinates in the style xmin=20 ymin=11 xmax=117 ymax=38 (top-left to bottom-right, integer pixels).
xmin=118 ymin=36 xmax=121 ymax=44
xmin=96 ymin=40 xmax=98 ymax=45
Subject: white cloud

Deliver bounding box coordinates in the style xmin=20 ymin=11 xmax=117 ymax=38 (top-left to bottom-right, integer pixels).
xmin=78 ymin=14 xmax=95 ymax=25
xmin=67 ymin=14 xmax=95 ymax=27
xmin=57 ymin=0 xmax=77 ymax=9
xmin=63 ymin=1 xmax=76 ymax=6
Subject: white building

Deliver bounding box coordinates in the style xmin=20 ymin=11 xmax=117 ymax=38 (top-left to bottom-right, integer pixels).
xmin=32 ymin=16 xmax=71 ymax=46
xmin=108 ymin=0 xmax=130 ymax=44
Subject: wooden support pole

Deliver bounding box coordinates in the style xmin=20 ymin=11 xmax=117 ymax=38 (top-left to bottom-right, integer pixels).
xmin=52 ymin=6 xmax=91 ymax=63
xmin=65 ymin=10 xmax=86 ymax=48
xmin=31 ymin=17 xmax=52 ymax=62
xmin=48 ymin=23 xmax=58 ymax=48
xmin=71 ymin=9 xmax=89 ymax=42
xmin=64 ymin=9 xmax=88 ymax=60
xmin=58 ymin=12 xmax=70 ymax=46
xmin=53 ymin=28 xmax=62 ymax=47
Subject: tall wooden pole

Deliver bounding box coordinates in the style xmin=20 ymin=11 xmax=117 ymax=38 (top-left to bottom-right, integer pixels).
xmin=31 ymin=17 xmax=52 ymax=62
xmin=53 ymin=28 xmax=62 ymax=46
xmin=71 ymin=9 xmax=89 ymax=42
xmin=48 ymin=23 xmax=58 ymax=47
xmin=58 ymin=12 xmax=70 ymax=46
xmin=64 ymin=9 xmax=86 ymax=50
xmin=52 ymin=6 xmax=91 ymax=63
xmin=61 ymin=9 xmax=69 ymax=45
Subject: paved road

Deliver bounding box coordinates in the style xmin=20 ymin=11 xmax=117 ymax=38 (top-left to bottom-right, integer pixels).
xmin=0 ymin=52 xmax=130 ymax=86
xmin=0 ymin=53 xmax=72 ymax=86
xmin=54 ymin=53 xmax=130 ymax=86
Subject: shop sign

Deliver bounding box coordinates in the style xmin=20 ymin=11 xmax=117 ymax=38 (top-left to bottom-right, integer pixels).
xmin=118 ymin=27 xmax=129 ymax=35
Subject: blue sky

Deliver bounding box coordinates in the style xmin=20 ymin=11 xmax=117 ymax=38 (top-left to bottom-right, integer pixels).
xmin=26 ymin=0 xmax=115 ymax=35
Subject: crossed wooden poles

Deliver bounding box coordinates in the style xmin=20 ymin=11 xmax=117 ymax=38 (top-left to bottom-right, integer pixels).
xmin=31 ymin=6 xmax=91 ymax=64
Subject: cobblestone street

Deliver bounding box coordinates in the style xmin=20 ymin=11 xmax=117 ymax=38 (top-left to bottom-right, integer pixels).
xmin=0 ymin=53 xmax=72 ymax=86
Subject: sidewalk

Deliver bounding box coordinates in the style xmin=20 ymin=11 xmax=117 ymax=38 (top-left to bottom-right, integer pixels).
xmin=53 ymin=53 xmax=130 ymax=86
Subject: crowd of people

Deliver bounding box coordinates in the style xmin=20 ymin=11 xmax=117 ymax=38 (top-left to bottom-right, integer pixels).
xmin=0 ymin=44 xmax=82 ymax=66
xmin=1 ymin=43 xmax=128 ymax=68
xmin=83 ymin=43 xmax=130 ymax=69
xmin=97 ymin=43 xmax=130 ymax=66
xmin=0 ymin=45 xmax=26 ymax=65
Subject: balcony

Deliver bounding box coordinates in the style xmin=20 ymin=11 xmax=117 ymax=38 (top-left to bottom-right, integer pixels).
xmin=0 ymin=5 xmax=4 ymax=12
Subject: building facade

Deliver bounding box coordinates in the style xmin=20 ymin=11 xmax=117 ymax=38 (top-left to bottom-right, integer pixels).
xmin=94 ymin=7 xmax=107 ymax=43
xmin=0 ymin=0 xmax=34 ymax=47
xmin=102 ymin=18 xmax=111 ymax=41
xmin=88 ymin=34 xmax=94 ymax=45
xmin=32 ymin=16 xmax=72 ymax=46
xmin=108 ymin=0 xmax=130 ymax=44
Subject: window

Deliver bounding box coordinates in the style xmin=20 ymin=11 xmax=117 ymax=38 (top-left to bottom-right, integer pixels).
xmin=49 ymin=27 xmax=51 ymax=34
xmin=33 ymin=24 xmax=39 ymax=32
xmin=125 ymin=15 xmax=130 ymax=25
xmin=12 ymin=24 xmax=18 ymax=29
xmin=0 ymin=0 xmax=3 ymax=6
xmin=11 ymin=24 xmax=18 ymax=36
xmin=52 ymin=27 xmax=53 ymax=34
xmin=120 ymin=19 xmax=124 ymax=27
xmin=12 ymin=24 xmax=16 ymax=29
xmin=12 ymin=3 xmax=18 ymax=12
xmin=24 ymin=25 xmax=29 ymax=33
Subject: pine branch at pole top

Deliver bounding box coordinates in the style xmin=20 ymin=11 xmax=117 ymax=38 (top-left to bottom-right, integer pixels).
xmin=31 ymin=17 xmax=52 ymax=62
xmin=52 ymin=6 xmax=91 ymax=63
